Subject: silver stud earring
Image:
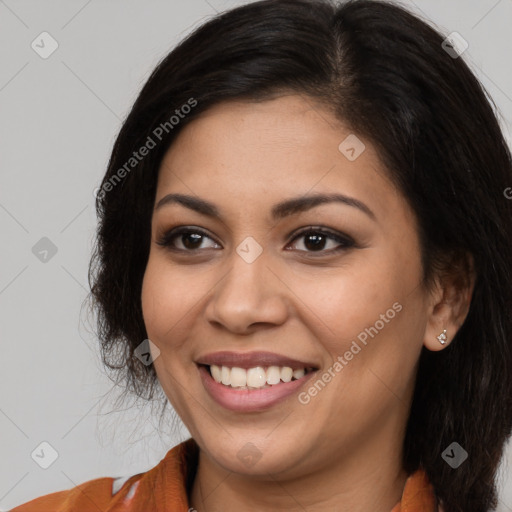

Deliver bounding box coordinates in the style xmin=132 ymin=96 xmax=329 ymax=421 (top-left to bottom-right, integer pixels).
xmin=437 ymin=329 xmax=447 ymax=345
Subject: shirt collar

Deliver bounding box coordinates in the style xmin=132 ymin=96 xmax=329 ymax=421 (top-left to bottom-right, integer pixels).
xmin=160 ymin=438 xmax=437 ymax=511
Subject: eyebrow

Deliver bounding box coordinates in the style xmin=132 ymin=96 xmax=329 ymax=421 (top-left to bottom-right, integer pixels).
xmin=155 ymin=192 xmax=376 ymax=221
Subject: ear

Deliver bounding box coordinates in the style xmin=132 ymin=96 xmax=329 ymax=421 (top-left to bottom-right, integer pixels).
xmin=423 ymin=253 xmax=476 ymax=352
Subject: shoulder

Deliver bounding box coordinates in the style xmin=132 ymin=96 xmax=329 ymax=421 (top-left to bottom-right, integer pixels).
xmin=9 ymin=439 xmax=197 ymax=512
xmin=9 ymin=474 xmax=143 ymax=512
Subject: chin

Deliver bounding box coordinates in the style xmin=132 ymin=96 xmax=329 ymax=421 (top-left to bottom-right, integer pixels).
xmin=200 ymin=432 xmax=310 ymax=478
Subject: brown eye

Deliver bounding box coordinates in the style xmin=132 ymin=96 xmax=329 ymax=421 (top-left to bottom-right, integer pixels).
xmin=288 ymin=228 xmax=355 ymax=255
xmin=156 ymin=227 xmax=220 ymax=251
xmin=156 ymin=225 xmax=355 ymax=256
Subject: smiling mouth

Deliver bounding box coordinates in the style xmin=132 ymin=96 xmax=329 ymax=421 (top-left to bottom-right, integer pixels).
xmin=200 ymin=364 xmax=317 ymax=390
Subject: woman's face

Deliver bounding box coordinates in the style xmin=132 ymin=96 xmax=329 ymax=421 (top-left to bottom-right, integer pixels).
xmin=141 ymin=94 xmax=434 ymax=479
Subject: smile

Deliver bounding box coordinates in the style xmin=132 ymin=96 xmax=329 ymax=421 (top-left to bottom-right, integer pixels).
xmin=197 ymin=364 xmax=318 ymax=412
xmin=207 ymin=364 xmax=315 ymax=389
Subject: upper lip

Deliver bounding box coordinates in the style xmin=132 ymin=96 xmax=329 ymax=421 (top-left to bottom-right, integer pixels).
xmin=196 ymin=351 xmax=319 ymax=370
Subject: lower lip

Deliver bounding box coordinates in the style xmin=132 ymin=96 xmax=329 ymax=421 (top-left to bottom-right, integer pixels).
xmin=198 ymin=365 xmax=316 ymax=412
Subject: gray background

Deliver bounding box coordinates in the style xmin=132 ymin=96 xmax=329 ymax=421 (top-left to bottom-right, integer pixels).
xmin=1 ymin=0 xmax=511 ymax=510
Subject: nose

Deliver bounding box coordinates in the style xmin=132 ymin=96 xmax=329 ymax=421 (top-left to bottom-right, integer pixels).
xmin=204 ymin=247 xmax=289 ymax=335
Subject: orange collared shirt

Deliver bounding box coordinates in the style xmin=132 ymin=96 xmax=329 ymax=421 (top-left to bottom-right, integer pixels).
xmin=11 ymin=438 xmax=439 ymax=512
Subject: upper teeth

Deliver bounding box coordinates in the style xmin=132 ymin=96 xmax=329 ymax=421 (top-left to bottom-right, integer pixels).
xmin=210 ymin=365 xmax=308 ymax=388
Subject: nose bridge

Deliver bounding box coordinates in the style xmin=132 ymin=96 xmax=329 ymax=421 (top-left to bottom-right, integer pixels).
xmin=206 ymin=239 xmax=288 ymax=332
xmin=220 ymin=241 xmax=271 ymax=306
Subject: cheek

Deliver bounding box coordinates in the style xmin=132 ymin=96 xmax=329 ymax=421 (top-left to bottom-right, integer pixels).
xmin=141 ymin=253 xmax=213 ymax=354
xmin=303 ymin=244 xmax=425 ymax=385
xmin=140 ymin=255 xmax=194 ymax=407
xmin=326 ymin=255 xmax=424 ymax=396
xmin=141 ymin=255 xmax=186 ymax=344
xmin=301 ymin=256 xmax=410 ymax=343
xmin=141 ymin=258 xmax=163 ymax=335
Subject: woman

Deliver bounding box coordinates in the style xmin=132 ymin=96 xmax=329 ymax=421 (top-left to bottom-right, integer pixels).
xmin=12 ymin=0 xmax=512 ymax=511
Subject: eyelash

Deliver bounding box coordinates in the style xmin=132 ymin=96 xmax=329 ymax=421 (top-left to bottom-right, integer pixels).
xmin=156 ymin=226 xmax=356 ymax=256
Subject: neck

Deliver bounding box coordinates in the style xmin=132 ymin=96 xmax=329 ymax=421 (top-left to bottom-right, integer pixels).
xmin=189 ymin=440 xmax=408 ymax=512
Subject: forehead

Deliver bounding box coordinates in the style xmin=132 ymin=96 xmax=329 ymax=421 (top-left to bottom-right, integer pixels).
xmin=155 ymin=95 xmax=404 ymax=223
